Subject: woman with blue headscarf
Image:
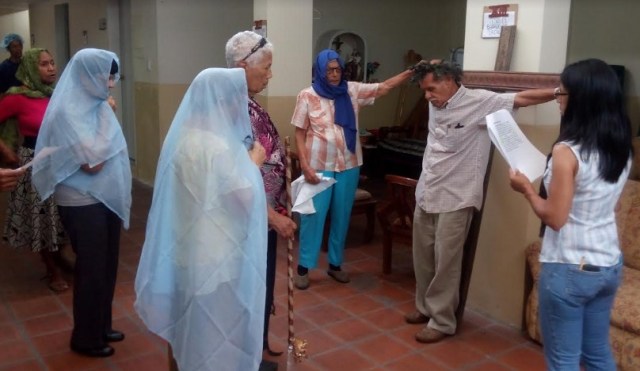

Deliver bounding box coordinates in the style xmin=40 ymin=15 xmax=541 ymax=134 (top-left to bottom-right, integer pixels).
xmin=135 ymin=68 xmax=267 ymax=371
xmin=31 ymin=48 xmax=132 ymax=358
xmin=291 ymin=48 xmax=412 ymax=289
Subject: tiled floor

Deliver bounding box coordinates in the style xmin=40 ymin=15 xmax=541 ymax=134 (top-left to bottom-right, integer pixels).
xmin=0 ymin=179 xmax=546 ymax=370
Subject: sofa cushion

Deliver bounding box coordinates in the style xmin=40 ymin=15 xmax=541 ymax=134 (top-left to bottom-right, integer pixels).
xmin=610 ymin=266 xmax=640 ymax=335
xmin=617 ymin=180 xmax=640 ymax=270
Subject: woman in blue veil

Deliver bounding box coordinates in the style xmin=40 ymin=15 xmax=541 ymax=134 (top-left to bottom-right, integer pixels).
xmin=31 ymin=48 xmax=132 ymax=357
xmin=135 ymin=68 xmax=268 ymax=371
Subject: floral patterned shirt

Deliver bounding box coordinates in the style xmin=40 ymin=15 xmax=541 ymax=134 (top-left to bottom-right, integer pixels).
xmin=249 ymin=98 xmax=286 ymax=213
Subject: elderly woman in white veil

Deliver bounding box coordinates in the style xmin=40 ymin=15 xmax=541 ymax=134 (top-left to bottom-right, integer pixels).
xmin=134 ymin=68 xmax=268 ymax=371
xmin=31 ymin=48 xmax=132 ymax=357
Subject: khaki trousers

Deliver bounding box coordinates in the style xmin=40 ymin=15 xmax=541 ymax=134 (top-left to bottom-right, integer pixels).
xmin=412 ymin=206 xmax=473 ymax=334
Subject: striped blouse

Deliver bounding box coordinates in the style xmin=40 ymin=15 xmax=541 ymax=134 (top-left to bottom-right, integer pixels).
xmin=291 ymin=81 xmax=378 ymax=172
xmin=540 ymin=141 xmax=631 ymax=267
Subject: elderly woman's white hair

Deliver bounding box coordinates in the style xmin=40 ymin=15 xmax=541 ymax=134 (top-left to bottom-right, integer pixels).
xmin=225 ymin=30 xmax=274 ymax=67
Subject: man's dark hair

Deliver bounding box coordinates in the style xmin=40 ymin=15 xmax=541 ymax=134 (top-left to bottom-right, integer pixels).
xmin=411 ymin=60 xmax=463 ymax=86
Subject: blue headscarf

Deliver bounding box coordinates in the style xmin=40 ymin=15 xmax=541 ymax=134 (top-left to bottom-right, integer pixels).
xmin=31 ymin=48 xmax=132 ymax=228
xmin=312 ymin=49 xmax=357 ymax=153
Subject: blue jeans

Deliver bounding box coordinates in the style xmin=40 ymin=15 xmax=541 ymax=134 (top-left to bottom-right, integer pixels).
xmin=538 ymin=260 xmax=622 ymax=371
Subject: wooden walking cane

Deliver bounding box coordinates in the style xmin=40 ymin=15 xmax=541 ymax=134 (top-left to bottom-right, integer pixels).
xmin=284 ymin=136 xmax=308 ymax=364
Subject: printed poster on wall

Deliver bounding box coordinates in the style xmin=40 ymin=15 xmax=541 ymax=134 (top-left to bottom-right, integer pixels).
xmin=482 ymin=4 xmax=518 ymax=38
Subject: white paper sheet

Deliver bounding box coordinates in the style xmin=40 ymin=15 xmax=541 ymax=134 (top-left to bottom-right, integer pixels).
xmin=291 ymin=174 xmax=337 ymax=214
xmin=20 ymin=146 xmax=61 ymax=170
xmin=485 ymin=109 xmax=547 ymax=182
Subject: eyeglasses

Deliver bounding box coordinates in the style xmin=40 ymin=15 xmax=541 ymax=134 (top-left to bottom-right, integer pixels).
xmin=326 ymin=66 xmax=342 ymax=75
xmin=241 ymin=37 xmax=267 ymax=62
xmin=553 ymin=87 xmax=568 ymax=98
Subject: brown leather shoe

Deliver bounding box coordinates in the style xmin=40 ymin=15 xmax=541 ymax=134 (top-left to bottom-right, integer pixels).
xmin=404 ymin=311 xmax=429 ymax=324
xmin=415 ymin=327 xmax=448 ymax=343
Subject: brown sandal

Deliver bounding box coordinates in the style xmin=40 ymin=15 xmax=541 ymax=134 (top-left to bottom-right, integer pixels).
xmin=42 ymin=274 xmax=69 ymax=293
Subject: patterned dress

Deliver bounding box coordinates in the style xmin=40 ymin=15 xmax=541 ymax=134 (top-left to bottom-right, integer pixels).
xmin=248 ymin=98 xmax=286 ymax=214
xmin=0 ymin=88 xmax=66 ymax=252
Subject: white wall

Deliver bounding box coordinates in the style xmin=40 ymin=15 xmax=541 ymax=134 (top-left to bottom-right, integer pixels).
xmin=0 ymin=10 xmax=31 ymax=59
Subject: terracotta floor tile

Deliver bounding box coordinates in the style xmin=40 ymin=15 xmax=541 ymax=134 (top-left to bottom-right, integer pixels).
xmin=298 ymin=303 xmax=350 ymax=327
xmin=324 ymin=318 xmax=379 ymax=343
xmin=113 ymin=294 xmax=137 ymax=316
xmin=361 ymin=306 xmax=407 ymax=331
xmin=22 ymin=312 xmax=72 ymax=338
xmin=312 ymin=347 xmax=375 ymax=371
xmin=54 ymin=292 xmax=74 ymax=312
xmin=286 ymin=358 xmax=324 ymax=371
xmin=368 ymin=281 xmax=414 ymax=305
xmin=0 ymin=341 xmax=34 ymax=366
xmin=111 ymin=315 xmax=145 ymax=337
xmin=0 ymin=180 xmax=550 ymax=370
xmin=0 ymin=305 xmax=13 ymax=324
xmin=31 ymin=331 xmax=71 ymax=357
xmin=458 ymin=327 xmax=522 ymax=355
xmin=383 ymin=353 xmax=449 ymax=371
xmin=390 ymin=324 xmax=431 ymax=351
xmin=291 ymin=328 xmax=340 ymax=356
xmin=109 ymin=332 xmax=163 ymax=361
xmin=111 ymin=349 xmax=167 ymax=370
xmin=497 ymin=344 xmax=547 ymax=371
xmin=0 ymin=322 xmax=22 ymax=345
xmin=334 ymin=294 xmax=382 ymax=316
xmin=466 ymin=360 xmax=514 ymax=370
xmin=10 ymin=295 xmax=65 ymax=321
xmin=349 ymin=259 xmax=386 ymax=276
xmin=421 ymin=338 xmax=487 ymax=369
xmin=0 ymin=359 xmax=45 ymax=371
xmin=43 ymin=351 xmax=111 ymax=371
xmin=311 ymin=281 xmax=359 ymax=300
xmin=355 ymin=333 xmax=414 ymax=364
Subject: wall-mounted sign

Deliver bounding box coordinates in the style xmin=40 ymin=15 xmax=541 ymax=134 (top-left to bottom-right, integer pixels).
xmin=252 ymin=20 xmax=267 ymax=38
xmin=482 ymin=4 xmax=518 ymax=39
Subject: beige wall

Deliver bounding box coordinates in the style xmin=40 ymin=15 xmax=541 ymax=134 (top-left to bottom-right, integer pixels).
xmin=463 ymin=0 xmax=567 ymax=327
xmin=29 ymin=0 xmax=109 ymax=60
xmin=311 ymin=0 xmax=467 ymax=131
xmin=0 ymin=11 xmax=31 ymax=59
xmin=129 ymin=0 xmax=252 ymax=184
xmin=566 ymin=0 xmax=640 ymax=134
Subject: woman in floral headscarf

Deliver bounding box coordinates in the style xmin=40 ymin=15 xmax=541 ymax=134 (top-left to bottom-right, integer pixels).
xmin=0 ymin=48 xmax=69 ymax=293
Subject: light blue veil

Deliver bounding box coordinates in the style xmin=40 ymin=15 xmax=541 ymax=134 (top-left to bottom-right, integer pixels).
xmin=134 ymin=68 xmax=267 ymax=371
xmin=31 ymin=48 xmax=132 ymax=228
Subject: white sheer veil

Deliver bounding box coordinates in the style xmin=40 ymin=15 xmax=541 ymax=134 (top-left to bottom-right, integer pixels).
xmin=31 ymin=48 xmax=132 ymax=227
xmin=134 ymin=68 xmax=267 ymax=371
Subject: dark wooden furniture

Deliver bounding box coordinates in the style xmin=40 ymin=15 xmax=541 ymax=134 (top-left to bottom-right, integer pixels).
xmin=376 ymin=174 xmax=418 ymax=274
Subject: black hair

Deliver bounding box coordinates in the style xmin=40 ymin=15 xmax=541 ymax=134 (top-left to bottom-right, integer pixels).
xmin=110 ymin=60 xmax=119 ymax=75
xmin=410 ymin=60 xmax=463 ymax=86
xmin=556 ymin=58 xmax=633 ymax=182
